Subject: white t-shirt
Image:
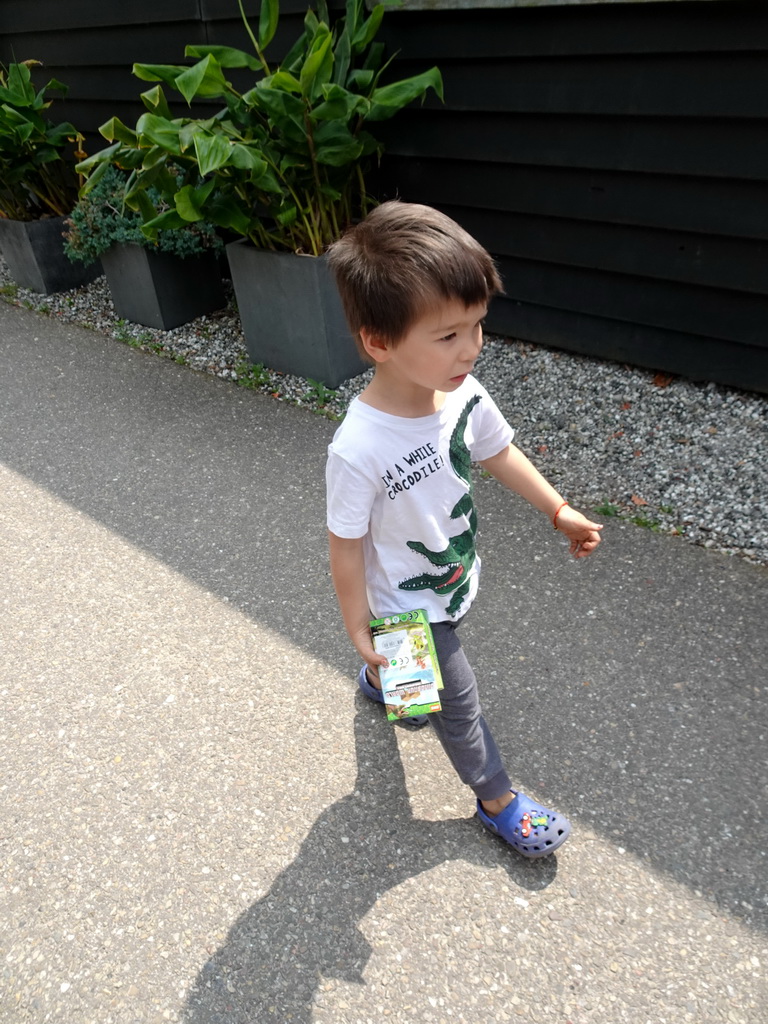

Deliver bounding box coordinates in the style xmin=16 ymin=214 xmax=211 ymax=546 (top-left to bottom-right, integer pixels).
xmin=326 ymin=375 xmax=514 ymax=622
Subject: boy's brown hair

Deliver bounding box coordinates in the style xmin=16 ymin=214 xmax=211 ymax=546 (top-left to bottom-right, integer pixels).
xmin=326 ymin=200 xmax=503 ymax=361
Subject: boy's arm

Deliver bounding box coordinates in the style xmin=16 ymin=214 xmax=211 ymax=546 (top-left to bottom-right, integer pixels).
xmin=479 ymin=443 xmax=603 ymax=558
xmin=328 ymin=531 xmax=389 ymax=671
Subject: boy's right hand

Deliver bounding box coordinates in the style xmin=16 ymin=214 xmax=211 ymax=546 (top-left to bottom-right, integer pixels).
xmin=351 ymin=624 xmax=389 ymax=679
xmin=328 ymin=532 xmax=389 ymax=677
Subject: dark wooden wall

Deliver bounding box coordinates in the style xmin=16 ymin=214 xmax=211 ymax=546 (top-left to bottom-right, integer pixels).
xmin=1 ymin=0 xmax=766 ymax=393
xmin=376 ymin=1 xmax=768 ymax=395
xmin=0 ymin=1 xmax=313 ymax=134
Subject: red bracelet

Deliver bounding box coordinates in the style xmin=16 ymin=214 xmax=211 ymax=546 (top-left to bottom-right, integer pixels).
xmin=552 ymin=501 xmax=569 ymax=530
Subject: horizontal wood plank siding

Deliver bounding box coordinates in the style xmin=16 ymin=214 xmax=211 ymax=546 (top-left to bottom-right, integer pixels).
xmin=1 ymin=0 xmax=766 ymax=392
xmin=377 ymin=0 xmax=768 ymax=392
xmin=0 ymin=0 xmax=201 ymax=34
xmin=377 ymin=3 xmax=768 ymax=58
xmin=394 ymin=54 xmax=768 ymax=119
xmin=384 ymin=157 xmax=768 ymax=241
xmin=380 ymin=111 xmax=768 ymax=180
xmin=491 ymin=302 xmax=768 ymax=397
xmin=3 ymin=23 xmax=208 ymax=70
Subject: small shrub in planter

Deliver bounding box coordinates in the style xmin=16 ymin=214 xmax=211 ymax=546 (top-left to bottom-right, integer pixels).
xmin=0 ymin=60 xmax=98 ymax=293
xmin=64 ymin=166 xmax=226 ymax=330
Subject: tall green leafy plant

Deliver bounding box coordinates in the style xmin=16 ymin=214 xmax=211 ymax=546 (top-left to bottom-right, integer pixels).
xmin=77 ymin=0 xmax=442 ymax=255
xmin=0 ymin=60 xmax=84 ymax=221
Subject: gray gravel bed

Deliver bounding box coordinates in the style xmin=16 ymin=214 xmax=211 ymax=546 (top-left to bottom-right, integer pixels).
xmin=2 ymin=259 xmax=766 ymax=566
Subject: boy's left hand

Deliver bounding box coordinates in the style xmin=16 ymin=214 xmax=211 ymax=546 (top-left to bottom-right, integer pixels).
xmin=554 ymin=505 xmax=604 ymax=558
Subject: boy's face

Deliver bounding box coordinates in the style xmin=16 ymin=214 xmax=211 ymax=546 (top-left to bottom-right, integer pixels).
xmin=373 ymin=298 xmax=487 ymax=399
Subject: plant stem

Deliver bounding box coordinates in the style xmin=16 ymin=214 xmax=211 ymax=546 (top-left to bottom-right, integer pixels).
xmin=302 ymin=109 xmax=329 ymax=253
xmin=237 ymin=0 xmax=271 ymax=76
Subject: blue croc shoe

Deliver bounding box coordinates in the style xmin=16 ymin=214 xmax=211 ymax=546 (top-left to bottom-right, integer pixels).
xmin=477 ymin=790 xmax=571 ymax=859
xmin=357 ymin=665 xmax=429 ymax=729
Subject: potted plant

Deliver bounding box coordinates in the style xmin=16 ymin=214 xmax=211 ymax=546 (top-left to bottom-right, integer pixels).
xmin=63 ymin=165 xmax=225 ymax=330
xmin=77 ymin=0 xmax=443 ymax=386
xmin=0 ymin=60 xmax=100 ymax=294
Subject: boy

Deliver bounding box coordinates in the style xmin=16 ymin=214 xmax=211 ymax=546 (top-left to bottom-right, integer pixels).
xmin=325 ymin=202 xmax=602 ymax=858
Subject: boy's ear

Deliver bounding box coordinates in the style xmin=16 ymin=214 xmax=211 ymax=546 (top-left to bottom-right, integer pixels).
xmin=359 ymin=328 xmax=392 ymax=363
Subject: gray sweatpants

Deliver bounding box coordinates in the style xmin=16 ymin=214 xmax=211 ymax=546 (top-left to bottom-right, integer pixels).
xmin=430 ymin=620 xmax=511 ymax=803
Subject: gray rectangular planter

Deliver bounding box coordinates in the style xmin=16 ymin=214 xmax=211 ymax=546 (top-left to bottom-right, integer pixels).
xmin=101 ymin=244 xmax=225 ymax=331
xmin=0 ymin=214 xmax=101 ymax=294
xmin=226 ymin=240 xmax=366 ymax=388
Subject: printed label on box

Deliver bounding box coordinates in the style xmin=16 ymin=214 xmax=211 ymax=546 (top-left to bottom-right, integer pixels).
xmin=370 ymin=609 xmax=443 ymax=722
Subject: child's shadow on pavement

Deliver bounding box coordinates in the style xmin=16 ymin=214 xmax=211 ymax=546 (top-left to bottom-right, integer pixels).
xmin=182 ymin=697 xmax=555 ymax=1023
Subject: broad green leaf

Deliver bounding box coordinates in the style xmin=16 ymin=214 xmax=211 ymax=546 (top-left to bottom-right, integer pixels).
xmin=99 ymin=116 xmax=139 ymax=146
xmin=279 ymin=153 xmax=308 ymax=173
xmin=141 ymin=208 xmax=188 ymax=238
xmin=333 ymin=26 xmax=352 ymax=88
xmin=300 ymin=26 xmax=333 ymax=101
xmin=275 ymin=203 xmax=298 ymax=228
xmin=344 ymin=0 xmax=361 ymax=38
xmin=357 ymin=128 xmax=382 ymax=158
xmin=205 ymin=194 xmax=252 ymax=236
xmin=196 ymin=177 xmax=217 ymax=204
xmin=141 ymin=145 xmax=167 ymax=170
xmin=261 ymin=172 xmax=284 ymax=196
xmin=175 ymin=184 xmax=205 ymax=221
xmin=244 ymin=86 xmax=304 ymax=120
xmin=185 ymin=44 xmax=261 ymax=71
xmin=42 ymin=76 xmax=68 ymax=96
xmin=175 ymin=55 xmax=229 ymax=105
xmin=217 ymin=116 xmax=247 ymax=139
xmin=311 ymin=84 xmax=365 ymax=122
xmin=175 ymin=60 xmax=208 ymax=104
xmin=45 ymin=121 xmax=78 ymax=147
xmin=179 ymin=122 xmax=200 ymax=153
xmin=76 ymin=142 xmax=120 ymax=174
xmin=7 ymin=63 xmax=35 ymax=106
xmin=347 ymin=69 xmax=374 ymax=91
xmin=264 ymin=71 xmax=302 ymax=95
xmin=140 ymin=164 xmax=179 ymax=197
xmin=130 ymin=188 xmax=159 ymax=223
xmin=113 ymin=148 xmax=144 ymax=170
xmin=0 ymin=104 xmax=32 ymax=127
xmin=192 ymin=131 xmax=231 ymax=176
xmin=136 ymin=113 xmax=182 ymax=155
xmin=248 ymin=87 xmax=305 ymax=143
xmin=133 ymin=63 xmax=189 ymax=89
xmin=172 ymin=179 xmax=217 ymax=222
xmin=282 ymin=31 xmax=308 ymax=75
xmin=366 ymin=66 xmax=443 ymax=121
xmin=228 ymin=144 xmax=267 ymax=174
xmin=78 ymin=158 xmax=110 ymax=195
xmin=258 ymin=0 xmax=279 ymax=50
xmin=35 ymin=77 xmax=67 ymax=111
xmin=140 ymin=85 xmax=173 ymax=120
xmin=352 ymin=6 xmax=385 ymax=53
xmin=121 ymin=190 xmax=141 ymax=214
xmin=33 ymin=145 xmax=61 ymax=167
xmin=221 ymin=92 xmax=244 ymax=120
xmin=313 ymin=122 xmax=363 ymax=167
xmin=10 ymin=121 xmax=35 ymax=144
xmin=128 ymin=161 xmax=163 ymax=192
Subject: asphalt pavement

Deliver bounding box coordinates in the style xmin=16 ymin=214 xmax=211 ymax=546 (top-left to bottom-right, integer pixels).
xmin=1 ymin=301 xmax=766 ymax=1024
